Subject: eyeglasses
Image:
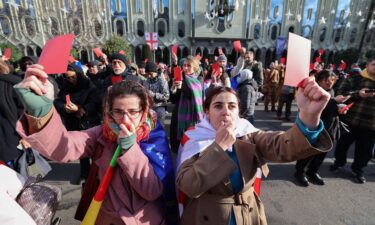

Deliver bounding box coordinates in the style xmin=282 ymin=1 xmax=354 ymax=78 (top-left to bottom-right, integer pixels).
xmin=109 ymin=109 xmax=142 ymax=120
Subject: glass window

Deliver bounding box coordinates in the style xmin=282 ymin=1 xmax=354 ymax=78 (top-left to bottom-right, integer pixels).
xmin=288 ymin=26 xmax=294 ymax=33
xmin=137 ymin=20 xmax=144 ymax=37
xmin=334 ymin=28 xmax=342 ymax=43
xmin=270 ymin=25 xmax=278 ymax=40
xmin=178 ymin=21 xmax=185 ymax=38
xmin=72 ymin=18 xmax=81 ymax=36
xmin=319 ymin=27 xmax=326 ymax=42
xmin=157 ymin=20 xmax=165 ymax=37
xmin=349 ymin=28 xmax=357 ymax=43
xmin=94 ymin=20 xmax=103 ymax=37
xmin=254 ymin=23 xmax=261 ymax=40
xmin=0 ymin=17 xmax=11 ymax=36
xmin=116 ymin=20 xmax=124 ymax=36
xmin=51 ymin=17 xmax=60 ymax=36
xmin=24 ymin=17 xmax=35 ymax=36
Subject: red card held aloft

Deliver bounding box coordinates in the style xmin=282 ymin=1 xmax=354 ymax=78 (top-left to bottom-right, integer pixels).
xmin=66 ymin=94 xmax=70 ymax=105
xmin=211 ymin=63 xmax=221 ymax=77
xmin=39 ymin=34 xmax=75 ymax=74
xmin=233 ymin=41 xmax=241 ymax=52
xmin=93 ymin=48 xmax=103 ymax=58
xmin=118 ymin=50 xmax=125 ymax=55
xmin=173 ymin=67 xmax=182 ymax=81
xmin=171 ymin=45 xmax=178 ymax=55
xmin=4 ymin=48 xmax=11 ymax=60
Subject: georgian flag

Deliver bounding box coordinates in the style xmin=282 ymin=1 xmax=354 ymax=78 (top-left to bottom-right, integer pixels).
xmin=145 ymin=32 xmax=158 ymax=50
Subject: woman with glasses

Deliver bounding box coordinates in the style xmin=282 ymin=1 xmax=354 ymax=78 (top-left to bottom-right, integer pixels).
xmin=14 ymin=64 xmax=178 ymax=225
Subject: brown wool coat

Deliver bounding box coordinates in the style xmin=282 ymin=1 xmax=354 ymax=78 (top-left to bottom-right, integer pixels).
xmin=177 ymin=124 xmax=332 ymax=225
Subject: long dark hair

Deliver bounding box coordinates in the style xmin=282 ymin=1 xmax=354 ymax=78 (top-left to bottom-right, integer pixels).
xmin=204 ymin=86 xmax=240 ymax=112
xmin=105 ymin=80 xmax=154 ymax=113
xmin=206 ymin=64 xmax=227 ymax=84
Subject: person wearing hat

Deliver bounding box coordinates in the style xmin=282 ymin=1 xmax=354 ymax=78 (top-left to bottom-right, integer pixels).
xmin=142 ymin=62 xmax=169 ymax=126
xmin=126 ymin=63 xmax=146 ymax=84
xmin=87 ymin=60 xmax=106 ymax=90
xmin=54 ymin=63 xmax=102 ymax=184
xmin=138 ymin=61 xmax=147 ymax=77
xmin=102 ymin=53 xmax=129 ymax=91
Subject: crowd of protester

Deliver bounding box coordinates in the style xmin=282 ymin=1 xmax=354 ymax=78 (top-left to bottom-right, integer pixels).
xmin=0 ymin=47 xmax=374 ymax=224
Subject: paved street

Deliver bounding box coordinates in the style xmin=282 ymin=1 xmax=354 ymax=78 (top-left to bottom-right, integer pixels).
xmin=49 ymin=102 xmax=375 ymax=225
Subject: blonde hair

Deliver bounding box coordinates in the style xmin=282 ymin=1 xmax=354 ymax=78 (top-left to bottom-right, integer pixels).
xmin=184 ymin=55 xmax=201 ymax=74
xmin=0 ymin=59 xmax=10 ymax=74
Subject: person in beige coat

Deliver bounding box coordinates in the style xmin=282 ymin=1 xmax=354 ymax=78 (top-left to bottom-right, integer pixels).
xmin=176 ymin=77 xmax=333 ymax=225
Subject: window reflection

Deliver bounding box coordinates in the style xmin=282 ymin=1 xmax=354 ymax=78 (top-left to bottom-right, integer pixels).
xmin=268 ymin=0 xmax=284 ymax=24
xmin=334 ymin=0 xmax=351 ymax=29
xmin=178 ymin=21 xmax=185 ymax=38
xmin=157 ymin=20 xmax=166 ymax=37
xmin=254 ymin=23 xmax=260 ymax=39
xmin=319 ymin=27 xmax=326 ymax=42
xmin=301 ymin=0 xmax=318 ymax=38
xmin=137 ymin=20 xmax=145 ymax=37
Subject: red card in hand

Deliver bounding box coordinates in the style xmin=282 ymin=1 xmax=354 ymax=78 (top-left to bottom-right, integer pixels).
xmin=66 ymin=94 xmax=70 ymax=105
xmin=144 ymin=58 xmax=149 ymax=63
xmin=172 ymin=45 xmax=178 ymax=55
xmin=212 ymin=63 xmax=221 ymax=77
xmin=118 ymin=50 xmax=125 ymax=55
xmin=173 ymin=67 xmax=182 ymax=81
xmin=38 ymin=34 xmax=75 ymax=74
xmin=93 ymin=48 xmax=103 ymax=58
xmin=4 ymin=48 xmax=11 ymax=60
xmin=195 ymin=53 xmax=202 ymax=61
xmin=233 ymin=41 xmax=241 ymax=52
xmin=339 ymin=102 xmax=354 ymax=114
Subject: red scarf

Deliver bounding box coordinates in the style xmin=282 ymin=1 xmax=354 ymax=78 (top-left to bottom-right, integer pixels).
xmin=111 ymin=75 xmax=123 ymax=85
xmin=102 ymin=109 xmax=156 ymax=144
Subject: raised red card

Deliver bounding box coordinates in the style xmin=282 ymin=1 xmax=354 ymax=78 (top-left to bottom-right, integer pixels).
xmin=93 ymin=48 xmax=103 ymax=58
xmin=233 ymin=41 xmax=241 ymax=52
xmin=118 ymin=50 xmax=125 ymax=55
xmin=4 ymin=48 xmax=11 ymax=60
xmin=173 ymin=67 xmax=182 ymax=81
xmin=68 ymin=56 xmax=75 ymax=63
xmin=38 ymin=34 xmax=74 ymax=74
xmin=211 ymin=63 xmax=221 ymax=77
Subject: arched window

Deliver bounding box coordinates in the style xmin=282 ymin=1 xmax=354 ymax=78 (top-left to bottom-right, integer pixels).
xmin=288 ymin=26 xmax=294 ymax=33
xmin=0 ymin=16 xmax=11 ymax=36
xmin=27 ymin=46 xmax=34 ymax=56
xmin=178 ymin=21 xmax=185 ymax=38
xmin=334 ymin=28 xmax=342 ymax=43
xmin=182 ymin=47 xmax=189 ymax=58
xmin=71 ymin=18 xmax=81 ymax=36
xmin=303 ymin=26 xmax=312 ymax=38
xmin=93 ymin=20 xmax=103 ymax=37
xmin=36 ymin=47 xmax=42 ymax=56
xmin=50 ymin=17 xmax=60 ymax=36
xmin=349 ymin=28 xmax=357 ymax=43
xmin=137 ymin=20 xmax=145 ymax=37
xmin=253 ymin=23 xmax=261 ymax=40
xmin=157 ymin=20 xmax=166 ymax=37
xmin=116 ymin=20 xmax=124 ymax=36
xmin=80 ymin=49 xmax=89 ymax=64
xmin=270 ymin=25 xmax=278 ymax=40
xmin=319 ymin=27 xmax=326 ymax=42
xmin=163 ymin=47 xmax=169 ymax=64
xmin=135 ymin=45 xmax=142 ymax=63
xmin=24 ymin=16 xmax=36 ymax=37
xmin=155 ymin=47 xmax=163 ymax=63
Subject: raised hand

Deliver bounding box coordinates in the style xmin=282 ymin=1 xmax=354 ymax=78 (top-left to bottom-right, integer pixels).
xmin=15 ymin=64 xmax=54 ymax=100
xmin=296 ymin=76 xmax=330 ymax=129
xmin=215 ymin=121 xmax=236 ymax=151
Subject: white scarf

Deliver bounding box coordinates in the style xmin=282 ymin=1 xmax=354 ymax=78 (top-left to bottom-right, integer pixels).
xmin=176 ymin=116 xmax=258 ymax=170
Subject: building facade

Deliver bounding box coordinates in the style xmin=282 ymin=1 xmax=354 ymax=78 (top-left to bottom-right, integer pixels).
xmin=0 ymin=0 xmax=374 ymax=65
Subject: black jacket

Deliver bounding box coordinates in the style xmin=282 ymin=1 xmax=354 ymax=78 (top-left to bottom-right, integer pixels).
xmin=0 ymin=74 xmax=23 ymax=162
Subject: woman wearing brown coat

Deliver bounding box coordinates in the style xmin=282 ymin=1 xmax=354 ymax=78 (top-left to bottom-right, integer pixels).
xmin=176 ymin=77 xmax=333 ymax=225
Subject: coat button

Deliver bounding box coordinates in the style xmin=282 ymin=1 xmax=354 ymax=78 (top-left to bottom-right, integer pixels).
xmin=203 ymin=216 xmax=209 ymax=221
